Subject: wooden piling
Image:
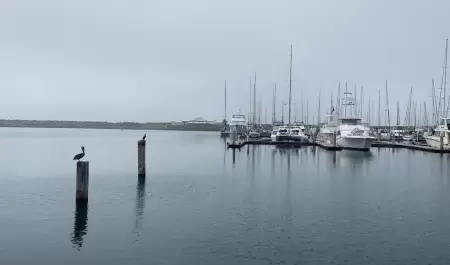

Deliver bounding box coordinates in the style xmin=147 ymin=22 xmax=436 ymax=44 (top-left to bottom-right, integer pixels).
xmin=440 ymin=134 xmax=444 ymax=150
xmin=332 ymin=132 xmax=337 ymax=147
xmin=76 ymin=161 xmax=89 ymax=200
xmin=138 ymin=140 xmax=146 ymax=177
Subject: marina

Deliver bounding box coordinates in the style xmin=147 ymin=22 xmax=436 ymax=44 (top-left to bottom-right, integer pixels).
xmin=228 ymin=138 xmax=450 ymax=153
xmin=2 ymin=128 xmax=450 ymax=265
xmin=3 ymin=0 xmax=450 ymax=263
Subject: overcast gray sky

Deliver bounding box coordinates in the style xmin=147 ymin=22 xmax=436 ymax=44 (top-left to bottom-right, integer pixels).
xmin=0 ymin=0 xmax=449 ymax=123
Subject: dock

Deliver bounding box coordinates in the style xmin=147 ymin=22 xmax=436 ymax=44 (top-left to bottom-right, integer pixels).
xmin=373 ymin=141 xmax=450 ymax=153
xmin=227 ymin=138 xmax=450 ymax=153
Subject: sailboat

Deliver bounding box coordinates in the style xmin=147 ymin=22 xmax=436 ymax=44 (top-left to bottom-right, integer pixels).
xmin=425 ymin=38 xmax=450 ymax=149
xmin=220 ymin=80 xmax=230 ymax=137
xmin=276 ymin=45 xmax=309 ymax=142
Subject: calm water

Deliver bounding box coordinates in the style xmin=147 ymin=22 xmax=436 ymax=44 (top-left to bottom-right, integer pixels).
xmin=1 ymin=128 xmax=450 ymax=264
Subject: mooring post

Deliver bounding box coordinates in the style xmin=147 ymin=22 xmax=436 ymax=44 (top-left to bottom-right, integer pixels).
xmin=440 ymin=133 xmax=444 ymax=151
xmin=332 ymin=132 xmax=337 ymax=147
xmin=76 ymin=161 xmax=89 ymax=200
xmin=138 ymin=140 xmax=146 ymax=177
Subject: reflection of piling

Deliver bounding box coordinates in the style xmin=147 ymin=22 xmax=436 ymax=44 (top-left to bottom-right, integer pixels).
xmin=71 ymin=200 xmax=88 ymax=250
xmin=138 ymin=140 xmax=146 ymax=177
xmin=134 ymin=176 xmax=146 ymax=232
xmin=76 ymin=161 xmax=89 ymax=200
xmin=232 ymin=149 xmax=236 ymax=165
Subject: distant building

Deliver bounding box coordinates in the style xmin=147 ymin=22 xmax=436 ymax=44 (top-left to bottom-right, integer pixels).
xmin=170 ymin=121 xmax=184 ymax=126
xmin=182 ymin=117 xmax=219 ymax=125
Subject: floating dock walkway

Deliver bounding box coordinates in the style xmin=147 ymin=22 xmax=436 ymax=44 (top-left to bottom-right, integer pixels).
xmin=227 ymin=139 xmax=450 ymax=153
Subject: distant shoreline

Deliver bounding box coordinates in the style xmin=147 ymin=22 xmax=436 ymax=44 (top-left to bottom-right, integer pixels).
xmin=0 ymin=119 xmax=222 ymax=132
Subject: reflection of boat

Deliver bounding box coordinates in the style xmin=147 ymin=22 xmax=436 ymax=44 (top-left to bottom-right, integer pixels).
xmin=425 ymin=118 xmax=450 ymax=149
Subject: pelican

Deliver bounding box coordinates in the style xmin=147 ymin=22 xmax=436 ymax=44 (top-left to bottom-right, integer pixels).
xmin=73 ymin=146 xmax=85 ymax=161
xmin=142 ymin=134 xmax=146 ymax=140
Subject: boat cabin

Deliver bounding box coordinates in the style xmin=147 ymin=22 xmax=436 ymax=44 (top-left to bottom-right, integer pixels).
xmin=339 ymin=118 xmax=362 ymax=125
xmin=438 ymin=118 xmax=450 ymax=130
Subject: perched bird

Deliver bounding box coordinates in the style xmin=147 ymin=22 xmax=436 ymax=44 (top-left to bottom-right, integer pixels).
xmin=73 ymin=146 xmax=85 ymax=161
xmin=142 ymin=134 xmax=146 ymax=140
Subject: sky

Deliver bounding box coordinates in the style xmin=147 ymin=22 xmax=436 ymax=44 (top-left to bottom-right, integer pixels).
xmin=0 ymin=0 xmax=449 ymax=124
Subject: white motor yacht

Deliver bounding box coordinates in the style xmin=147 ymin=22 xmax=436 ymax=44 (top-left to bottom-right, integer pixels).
xmin=289 ymin=122 xmax=309 ymax=142
xmin=337 ymin=119 xmax=376 ymax=150
xmin=377 ymin=129 xmax=391 ymax=141
xmin=316 ymin=112 xmax=339 ymax=147
xmin=324 ymin=92 xmax=375 ymax=150
xmin=270 ymin=122 xmax=284 ymax=141
xmin=391 ymin=127 xmax=404 ymax=141
xmin=273 ymin=126 xmax=289 ymax=141
xmin=248 ymin=130 xmax=261 ymax=138
xmin=424 ymin=118 xmax=450 ymax=149
xmin=229 ymin=111 xmax=247 ymax=137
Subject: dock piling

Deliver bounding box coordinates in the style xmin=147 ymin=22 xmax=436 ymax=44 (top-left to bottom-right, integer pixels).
xmin=138 ymin=140 xmax=146 ymax=177
xmin=76 ymin=161 xmax=89 ymax=200
xmin=440 ymin=134 xmax=444 ymax=151
xmin=332 ymin=132 xmax=337 ymax=147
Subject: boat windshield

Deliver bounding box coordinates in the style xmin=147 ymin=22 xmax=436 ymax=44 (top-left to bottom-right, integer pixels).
xmin=340 ymin=118 xmax=361 ymax=125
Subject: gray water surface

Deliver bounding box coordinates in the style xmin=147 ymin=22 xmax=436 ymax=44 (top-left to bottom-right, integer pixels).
xmin=1 ymin=128 xmax=450 ymax=264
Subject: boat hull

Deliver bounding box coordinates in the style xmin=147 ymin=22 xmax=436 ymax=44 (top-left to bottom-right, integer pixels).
xmin=424 ymin=136 xmax=449 ymax=149
xmin=337 ymin=136 xmax=376 ymax=151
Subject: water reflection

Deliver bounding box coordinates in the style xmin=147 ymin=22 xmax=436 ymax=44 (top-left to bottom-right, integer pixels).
xmin=232 ymin=149 xmax=236 ymax=166
xmin=339 ymin=150 xmax=373 ymax=172
xmin=70 ymin=200 xmax=88 ymax=251
xmin=332 ymin=151 xmax=337 ymax=167
xmin=134 ymin=176 xmax=146 ymax=234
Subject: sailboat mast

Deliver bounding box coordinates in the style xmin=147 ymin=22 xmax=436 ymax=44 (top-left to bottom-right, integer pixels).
xmin=444 ymin=38 xmax=448 ymax=117
xmin=318 ymin=88 xmax=322 ymax=125
xmin=306 ymin=100 xmax=309 ymax=125
xmin=396 ymin=101 xmax=400 ymax=126
xmin=385 ymin=80 xmax=390 ymax=129
xmin=344 ymin=81 xmax=347 ymax=118
xmin=288 ymin=45 xmax=293 ymax=127
xmin=378 ymin=89 xmax=381 ymax=127
xmin=272 ymin=84 xmax=277 ymax=123
xmin=432 ymin=78 xmax=436 ymax=125
xmin=253 ymin=73 xmax=257 ymax=128
xmin=360 ymin=86 xmax=364 ymax=121
xmin=354 ymin=85 xmax=357 ymax=118
xmin=249 ymin=77 xmax=252 ymax=127
xmin=301 ymin=89 xmax=304 ymax=122
xmin=224 ymin=80 xmax=227 ymax=122
xmin=368 ymin=97 xmax=371 ymax=124
xmin=337 ymin=82 xmax=341 ymax=115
